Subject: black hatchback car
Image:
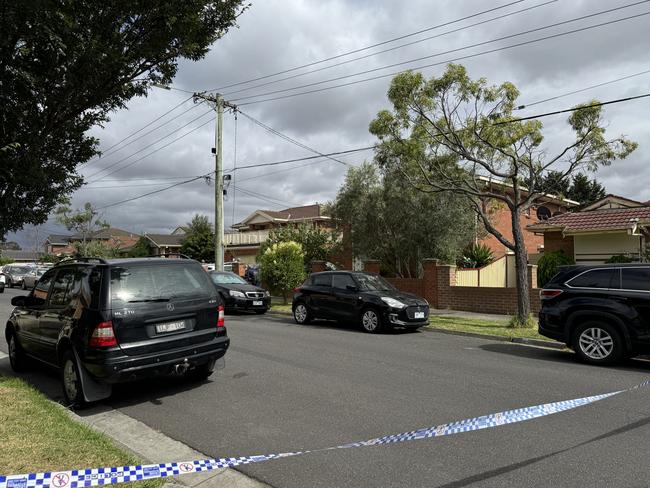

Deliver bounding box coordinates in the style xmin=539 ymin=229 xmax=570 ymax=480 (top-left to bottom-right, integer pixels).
xmin=6 ymin=257 xmax=229 ymax=406
xmin=209 ymin=271 xmax=270 ymax=314
xmin=292 ymin=271 xmax=429 ymax=332
xmin=539 ymin=264 xmax=650 ymax=365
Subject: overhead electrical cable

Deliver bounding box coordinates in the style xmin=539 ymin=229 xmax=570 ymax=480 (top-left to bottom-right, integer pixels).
xmin=208 ymin=0 xmax=529 ymax=92
xmin=94 ymin=93 xmax=650 ymax=209
xmin=234 ymin=8 xmax=650 ymax=105
xmin=222 ymin=0 xmax=558 ymax=98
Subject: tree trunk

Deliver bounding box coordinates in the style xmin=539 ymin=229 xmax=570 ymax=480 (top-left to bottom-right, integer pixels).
xmin=511 ymin=210 xmax=530 ymax=323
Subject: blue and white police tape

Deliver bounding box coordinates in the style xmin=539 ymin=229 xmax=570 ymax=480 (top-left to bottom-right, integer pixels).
xmin=2 ymin=379 xmax=648 ymax=488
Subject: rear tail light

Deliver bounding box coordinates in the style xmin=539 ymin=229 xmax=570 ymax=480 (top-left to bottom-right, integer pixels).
xmin=89 ymin=320 xmax=118 ymax=347
xmin=217 ymin=305 xmax=225 ymax=328
xmin=293 ymin=287 xmax=300 ymax=293
xmin=540 ymin=289 xmax=563 ymax=300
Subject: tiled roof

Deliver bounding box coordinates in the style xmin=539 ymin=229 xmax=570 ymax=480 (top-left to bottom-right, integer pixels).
xmin=146 ymin=234 xmax=184 ymax=247
xmin=70 ymin=227 xmax=139 ymax=240
xmin=0 ymin=250 xmax=44 ymax=261
xmin=261 ymin=204 xmax=322 ymax=220
xmin=528 ymin=206 xmax=650 ymax=233
xmin=45 ymin=234 xmax=71 ymax=244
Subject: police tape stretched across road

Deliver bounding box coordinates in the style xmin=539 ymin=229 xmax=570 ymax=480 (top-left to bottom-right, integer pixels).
xmin=2 ymin=379 xmax=648 ymax=488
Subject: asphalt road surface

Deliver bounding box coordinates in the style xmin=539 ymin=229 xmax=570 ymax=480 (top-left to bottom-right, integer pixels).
xmin=2 ymin=287 xmax=650 ymax=487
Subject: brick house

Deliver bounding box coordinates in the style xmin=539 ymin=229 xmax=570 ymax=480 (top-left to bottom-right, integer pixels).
xmin=44 ymin=234 xmax=72 ymax=255
xmin=476 ymin=177 xmax=578 ymax=259
xmin=144 ymin=231 xmax=185 ymax=256
xmin=527 ymin=195 xmax=650 ymax=263
xmin=53 ymin=227 xmax=141 ymax=256
xmin=225 ymin=204 xmax=336 ymax=265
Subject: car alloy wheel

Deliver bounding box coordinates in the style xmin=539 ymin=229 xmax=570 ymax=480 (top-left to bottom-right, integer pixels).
xmin=362 ymin=309 xmax=380 ymax=333
xmin=294 ymin=304 xmax=309 ymax=324
xmin=61 ymin=350 xmax=86 ymax=408
xmin=63 ymin=359 xmax=78 ymax=401
xmin=578 ymin=327 xmax=614 ymax=361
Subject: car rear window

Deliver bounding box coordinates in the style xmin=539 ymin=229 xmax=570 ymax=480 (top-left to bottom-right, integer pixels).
xmin=622 ymin=268 xmax=650 ymax=292
xmin=110 ymin=263 xmax=213 ymax=303
xmin=568 ymin=269 xmax=619 ymax=289
xmin=311 ymin=274 xmax=332 ymax=287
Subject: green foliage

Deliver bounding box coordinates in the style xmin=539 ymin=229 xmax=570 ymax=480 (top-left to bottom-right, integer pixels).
xmin=542 ymin=171 xmax=606 ymax=207
xmin=330 ymin=162 xmax=475 ymax=277
xmin=459 ymin=244 xmax=495 ymax=268
xmin=180 ymin=214 xmax=214 ymax=262
xmin=0 ymin=0 xmax=248 ymax=237
xmin=258 ymin=224 xmax=340 ymax=267
xmin=259 ymin=241 xmax=305 ymax=304
xmin=606 ymin=254 xmax=634 ymax=263
xmin=0 ymin=256 xmax=14 ymax=266
xmin=39 ymin=254 xmax=58 ymax=263
xmin=537 ymin=251 xmax=575 ymax=287
xmin=55 ymin=201 xmax=109 ymax=257
xmin=369 ymin=64 xmax=636 ymax=320
xmin=72 ymin=240 xmax=121 ymax=259
xmin=127 ymin=237 xmax=153 ymax=258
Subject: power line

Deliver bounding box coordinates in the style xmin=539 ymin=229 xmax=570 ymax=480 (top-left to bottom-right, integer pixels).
xmin=235 ymin=186 xmax=301 ymax=208
xmin=223 ymin=0 xmax=557 ymax=98
xmin=235 ymin=7 xmax=650 ymax=105
xmin=82 ymin=95 xmax=193 ymax=166
xmin=515 ymin=68 xmax=650 ymax=109
xmin=88 ymin=103 xmax=203 ymax=165
xmin=207 ymin=0 xmax=528 ymax=93
xmin=93 ymin=92 xmax=650 ymax=210
xmin=238 ymin=109 xmax=350 ymax=166
xmin=85 ymin=108 xmax=214 ymax=181
xmin=88 ymin=115 xmax=215 ymax=182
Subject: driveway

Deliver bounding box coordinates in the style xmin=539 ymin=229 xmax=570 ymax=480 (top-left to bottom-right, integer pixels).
xmin=1 ymin=287 xmax=650 ymax=487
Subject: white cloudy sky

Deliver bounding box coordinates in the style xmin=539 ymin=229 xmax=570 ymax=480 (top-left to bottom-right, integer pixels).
xmin=11 ymin=0 xmax=650 ymax=249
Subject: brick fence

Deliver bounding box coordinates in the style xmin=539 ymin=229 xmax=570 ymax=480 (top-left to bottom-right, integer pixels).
xmin=368 ymin=259 xmax=539 ymax=315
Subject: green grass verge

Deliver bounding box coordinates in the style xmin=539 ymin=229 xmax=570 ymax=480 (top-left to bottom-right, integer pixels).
xmin=270 ymin=303 xmax=292 ymax=314
xmin=0 ymin=376 xmax=163 ymax=488
xmin=426 ymin=315 xmax=549 ymax=341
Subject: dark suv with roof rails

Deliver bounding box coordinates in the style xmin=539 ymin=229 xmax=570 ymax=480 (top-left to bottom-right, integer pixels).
xmin=6 ymin=257 xmax=229 ymax=407
xmin=539 ymin=263 xmax=650 ymax=365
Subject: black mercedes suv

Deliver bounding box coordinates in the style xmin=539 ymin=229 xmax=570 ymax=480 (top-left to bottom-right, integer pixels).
xmin=292 ymin=271 xmax=429 ymax=332
xmin=539 ymin=264 xmax=650 ymax=365
xmin=6 ymin=257 xmax=229 ymax=406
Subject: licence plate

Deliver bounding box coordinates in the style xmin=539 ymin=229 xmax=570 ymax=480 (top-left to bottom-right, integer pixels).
xmin=253 ymin=300 xmax=263 ymax=306
xmin=155 ymin=321 xmax=186 ymax=334
xmin=414 ymin=312 xmax=425 ymax=319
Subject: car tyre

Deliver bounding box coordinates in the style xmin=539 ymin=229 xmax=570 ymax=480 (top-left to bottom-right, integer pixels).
xmin=573 ymin=321 xmax=624 ymax=365
xmin=7 ymin=329 xmax=28 ymax=372
xmin=293 ymin=302 xmax=311 ymax=324
xmin=61 ymin=349 xmax=87 ymax=408
xmin=361 ymin=308 xmax=383 ymax=333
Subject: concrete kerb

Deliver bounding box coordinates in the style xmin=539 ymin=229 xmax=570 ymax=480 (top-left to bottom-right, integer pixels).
xmin=61 ymin=406 xmax=269 ymax=488
xmin=266 ymin=309 xmax=566 ymax=350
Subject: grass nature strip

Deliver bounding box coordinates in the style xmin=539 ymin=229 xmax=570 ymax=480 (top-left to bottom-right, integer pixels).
xmin=0 ymin=376 xmax=163 ymax=488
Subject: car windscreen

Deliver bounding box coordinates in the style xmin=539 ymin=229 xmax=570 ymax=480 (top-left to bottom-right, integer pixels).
xmin=110 ymin=263 xmax=213 ymax=303
xmin=210 ymin=272 xmax=248 ymax=285
xmin=13 ymin=267 xmax=32 ymax=274
xmin=355 ymin=274 xmax=396 ymax=292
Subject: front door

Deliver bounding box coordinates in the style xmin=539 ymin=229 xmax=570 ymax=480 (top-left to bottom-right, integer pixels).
xmin=326 ymin=273 xmax=360 ymax=322
xmin=15 ymin=269 xmax=55 ymax=358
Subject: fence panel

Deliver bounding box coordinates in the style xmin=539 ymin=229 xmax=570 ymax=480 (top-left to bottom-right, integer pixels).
xmin=456 ymin=269 xmax=479 ymax=287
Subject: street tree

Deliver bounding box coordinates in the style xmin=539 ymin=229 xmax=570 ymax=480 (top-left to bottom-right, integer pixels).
xmin=180 ymin=214 xmax=214 ymax=262
xmin=329 ymin=162 xmax=475 ymax=277
xmin=259 ymin=223 xmax=341 ymax=268
xmin=55 ymin=201 xmax=109 ymax=256
xmin=259 ymin=241 xmax=305 ymax=304
xmin=0 ymin=0 xmax=248 ymax=238
xmin=369 ymin=64 xmax=637 ymax=324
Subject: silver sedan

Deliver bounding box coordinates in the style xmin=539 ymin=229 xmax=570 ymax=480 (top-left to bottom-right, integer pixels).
xmin=21 ymin=267 xmax=47 ymax=290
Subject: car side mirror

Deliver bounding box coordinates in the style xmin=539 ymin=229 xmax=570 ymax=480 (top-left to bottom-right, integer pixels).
xmin=346 ymin=284 xmax=358 ymax=292
xmin=11 ymin=296 xmax=26 ymax=307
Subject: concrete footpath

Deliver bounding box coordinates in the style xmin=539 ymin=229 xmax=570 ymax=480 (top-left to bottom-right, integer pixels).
xmin=70 ymin=407 xmax=269 ymax=488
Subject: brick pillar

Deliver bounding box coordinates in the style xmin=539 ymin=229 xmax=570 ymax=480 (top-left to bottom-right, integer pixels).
xmin=527 ymin=264 xmax=538 ymax=290
xmin=528 ymin=264 xmax=541 ymax=314
xmin=311 ymin=260 xmax=327 ymax=273
xmin=422 ymin=258 xmax=439 ymax=308
xmin=363 ymin=259 xmax=380 ymax=274
xmin=231 ymin=262 xmax=245 ymax=277
xmin=436 ymin=264 xmax=457 ymax=310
